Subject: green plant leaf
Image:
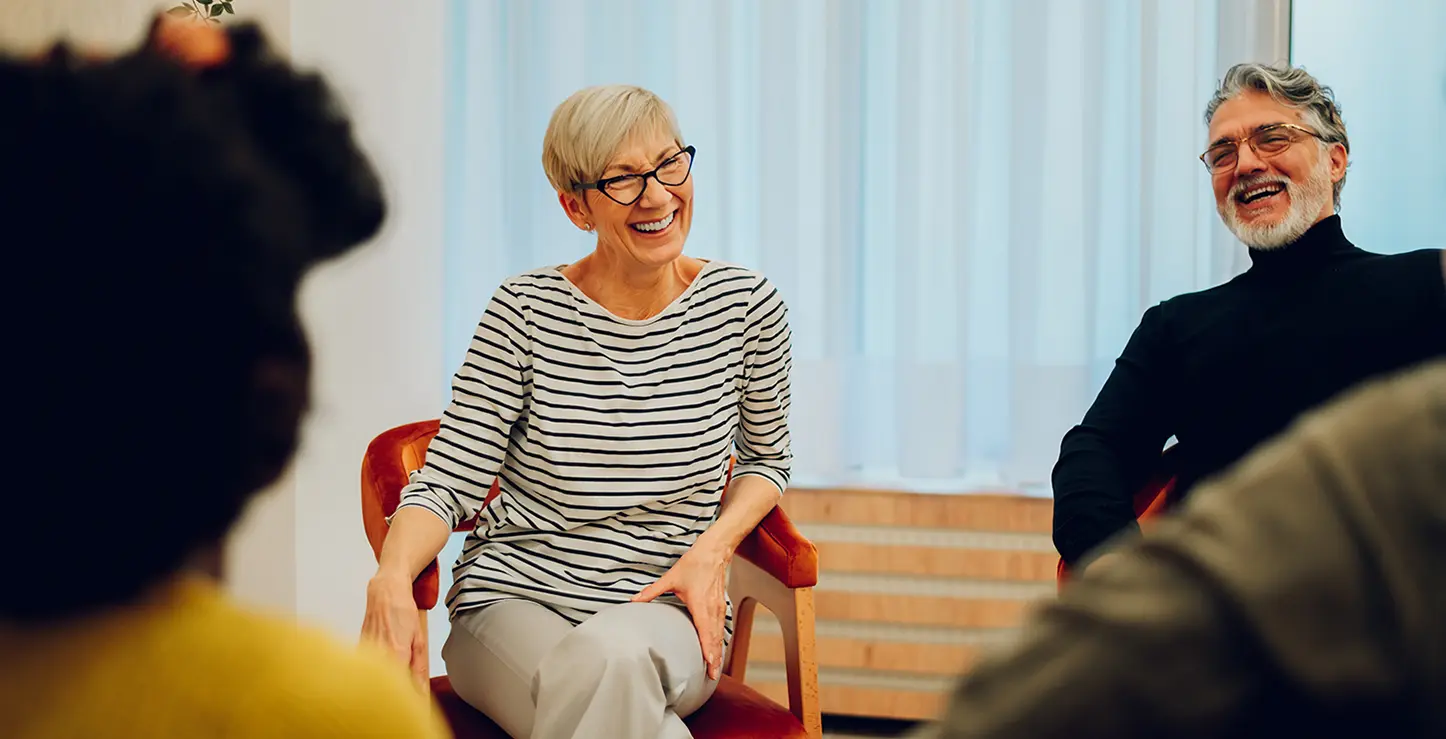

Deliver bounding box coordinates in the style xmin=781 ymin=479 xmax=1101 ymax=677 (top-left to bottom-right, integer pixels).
xmin=198 ymin=0 xmax=212 ymax=5
xmin=209 ymin=4 xmax=223 ymax=16
xmin=165 ymin=5 xmax=193 ymax=17
xmin=222 ymin=2 xmax=234 ymax=12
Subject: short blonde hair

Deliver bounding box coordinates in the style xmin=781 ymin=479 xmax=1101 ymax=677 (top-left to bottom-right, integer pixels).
xmin=541 ymin=85 xmax=685 ymax=194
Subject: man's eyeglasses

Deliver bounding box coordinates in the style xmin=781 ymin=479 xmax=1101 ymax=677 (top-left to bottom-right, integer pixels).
xmin=1199 ymin=123 xmax=1327 ymax=173
xmin=576 ymin=146 xmax=696 ymax=206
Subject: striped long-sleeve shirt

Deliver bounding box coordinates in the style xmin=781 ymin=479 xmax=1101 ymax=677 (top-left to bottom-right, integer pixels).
xmin=396 ymin=260 xmax=792 ymax=641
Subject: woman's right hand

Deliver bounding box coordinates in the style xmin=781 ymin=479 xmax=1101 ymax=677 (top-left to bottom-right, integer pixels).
xmin=361 ymin=571 xmax=428 ymax=691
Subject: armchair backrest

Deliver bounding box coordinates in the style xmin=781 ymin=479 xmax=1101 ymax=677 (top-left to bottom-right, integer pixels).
xmin=360 ymin=420 xmax=496 ymax=609
xmin=360 ymin=420 xmax=763 ymax=608
xmin=1132 ymin=444 xmax=1178 ymax=519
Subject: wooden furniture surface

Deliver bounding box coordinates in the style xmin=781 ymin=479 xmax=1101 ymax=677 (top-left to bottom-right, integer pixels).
xmin=741 ymin=488 xmax=1057 ymax=721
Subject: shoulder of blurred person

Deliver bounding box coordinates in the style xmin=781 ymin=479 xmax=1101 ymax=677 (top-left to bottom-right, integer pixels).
xmin=917 ymin=357 xmax=1446 ymax=739
xmin=0 ymin=576 xmax=449 ymax=739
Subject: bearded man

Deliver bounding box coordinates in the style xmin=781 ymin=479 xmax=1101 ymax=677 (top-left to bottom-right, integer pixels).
xmin=1051 ymin=62 xmax=1446 ymax=571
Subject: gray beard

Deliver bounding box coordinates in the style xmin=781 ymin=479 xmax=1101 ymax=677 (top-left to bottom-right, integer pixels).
xmin=1220 ymin=161 xmax=1333 ymax=251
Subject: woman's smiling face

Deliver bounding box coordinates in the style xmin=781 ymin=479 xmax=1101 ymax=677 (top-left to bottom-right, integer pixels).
xmin=564 ymin=127 xmax=694 ymax=269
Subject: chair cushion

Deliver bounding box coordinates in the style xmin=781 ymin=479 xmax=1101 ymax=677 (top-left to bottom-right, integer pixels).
xmin=689 ymin=675 xmax=809 ymax=738
xmin=430 ymin=676 xmax=506 ymax=739
xmin=430 ymin=674 xmax=806 ymax=738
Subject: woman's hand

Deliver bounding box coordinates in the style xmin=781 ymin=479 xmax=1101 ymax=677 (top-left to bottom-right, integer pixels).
xmin=361 ymin=571 xmax=429 ymax=691
xmin=633 ymin=539 xmax=732 ymax=680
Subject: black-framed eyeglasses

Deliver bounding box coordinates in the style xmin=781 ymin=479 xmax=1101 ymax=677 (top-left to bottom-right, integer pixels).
xmin=1199 ymin=123 xmax=1327 ymax=173
xmin=575 ymin=146 xmax=696 ymax=206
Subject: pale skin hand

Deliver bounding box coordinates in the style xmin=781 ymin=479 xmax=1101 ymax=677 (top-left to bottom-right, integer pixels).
xmin=360 ymin=507 xmax=453 ymax=690
xmin=632 ymin=475 xmax=781 ymax=680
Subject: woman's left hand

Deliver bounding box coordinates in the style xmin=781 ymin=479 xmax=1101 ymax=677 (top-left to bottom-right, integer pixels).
xmin=633 ymin=539 xmax=731 ymax=680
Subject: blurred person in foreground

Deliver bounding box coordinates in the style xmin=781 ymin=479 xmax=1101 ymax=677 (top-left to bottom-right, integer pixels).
xmin=0 ymin=16 xmax=448 ymax=739
xmin=915 ymin=259 xmax=1446 ymax=738
xmin=1052 ymin=62 xmax=1445 ymax=572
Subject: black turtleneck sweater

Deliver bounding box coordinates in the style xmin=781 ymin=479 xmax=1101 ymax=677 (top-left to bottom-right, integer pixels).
xmin=1052 ymin=216 xmax=1445 ymax=566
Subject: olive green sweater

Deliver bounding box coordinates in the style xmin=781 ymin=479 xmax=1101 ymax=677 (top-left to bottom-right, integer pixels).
xmin=918 ymin=358 xmax=1446 ymax=738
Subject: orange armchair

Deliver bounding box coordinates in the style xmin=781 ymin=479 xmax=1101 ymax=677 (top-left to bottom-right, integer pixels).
xmin=1055 ymin=446 xmax=1178 ymax=589
xmin=361 ymin=420 xmax=823 ymax=739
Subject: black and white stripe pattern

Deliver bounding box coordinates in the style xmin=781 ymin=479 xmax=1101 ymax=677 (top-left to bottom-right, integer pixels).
xmin=397 ymin=261 xmax=792 ymax=640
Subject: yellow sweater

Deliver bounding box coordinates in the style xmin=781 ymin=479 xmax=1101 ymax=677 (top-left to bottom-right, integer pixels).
xmin=0 ymin=576 xmax=451 ymax=739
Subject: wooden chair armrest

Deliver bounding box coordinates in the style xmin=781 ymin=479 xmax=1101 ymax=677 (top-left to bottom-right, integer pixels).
xmin=734 ymin=504 xmax=819 ymax=588
xmin=726 ymin=557 xmax=822 ymax=738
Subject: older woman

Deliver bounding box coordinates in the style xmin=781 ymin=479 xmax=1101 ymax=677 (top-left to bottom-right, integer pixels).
xmin=361 ymin=85 xmax=793 ymax=739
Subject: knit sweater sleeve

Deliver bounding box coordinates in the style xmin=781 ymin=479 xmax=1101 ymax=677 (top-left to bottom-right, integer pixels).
xmin=1051 ymin=303 xmax=1176 ymax=565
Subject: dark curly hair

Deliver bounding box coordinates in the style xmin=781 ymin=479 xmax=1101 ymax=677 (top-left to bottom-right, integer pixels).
xmin=0 ymin=23 xmax=385 ymax=621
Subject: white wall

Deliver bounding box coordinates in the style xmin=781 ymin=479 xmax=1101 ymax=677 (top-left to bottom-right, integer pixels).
xmin=287 ymin=0 xmax=448 ymax=636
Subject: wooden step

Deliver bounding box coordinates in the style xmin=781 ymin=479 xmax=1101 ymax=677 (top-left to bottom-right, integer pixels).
xmin=814 ymin=541 xmax=1058 ymax=581
xmin=753 ymin=681 xmax=945 ymax=722
xmin=754 ymin=488 xmax=1054 ymax=723
xmin=815 ymin=590 xmax=1031 ymax=629
xmin=782 ymin=489 xmax=1052 ymax=533
xmin=747 ymin=634 xmax=977 ymax=676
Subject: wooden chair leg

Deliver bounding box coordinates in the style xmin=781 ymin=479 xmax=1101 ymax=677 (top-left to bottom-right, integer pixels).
xmin=783 ymin=587 xmax=821 ymax=738
xmin=727 ymin=558 xmax=823 ymax=739
xmin=724 ymin=595 xmax=758 ymax=681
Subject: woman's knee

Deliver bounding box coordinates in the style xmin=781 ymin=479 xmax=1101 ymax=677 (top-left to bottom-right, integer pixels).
xmin=535 ymin=617 xmax=656 ymax=688
xmin=443 ymin=601 xmax=574 ymax=737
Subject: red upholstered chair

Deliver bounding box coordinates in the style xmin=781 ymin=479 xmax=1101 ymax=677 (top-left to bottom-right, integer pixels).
xmin=1055 ymin=446 xmax=1178 ymax=590
xmin=361 ymin=420 xmax=823 ymax=739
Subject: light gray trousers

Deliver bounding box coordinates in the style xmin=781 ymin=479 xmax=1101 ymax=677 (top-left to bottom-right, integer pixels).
xmin=442 ymin=600 xmax=719 ymax=739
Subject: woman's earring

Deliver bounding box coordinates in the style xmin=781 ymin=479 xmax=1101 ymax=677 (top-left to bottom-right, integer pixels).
xmin=582 ymin=222 xmax=592 ymax=231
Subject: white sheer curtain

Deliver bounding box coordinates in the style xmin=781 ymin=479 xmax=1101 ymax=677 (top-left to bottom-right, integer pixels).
xmin=441 ymin=0 xmax=1286 ymax=495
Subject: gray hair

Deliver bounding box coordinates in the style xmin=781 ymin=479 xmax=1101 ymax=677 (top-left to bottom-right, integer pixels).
xmin=1204 ymin=63 xmax=1349 ymax=211
xmin=541 ymin=85 xmax=685 ymax=196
